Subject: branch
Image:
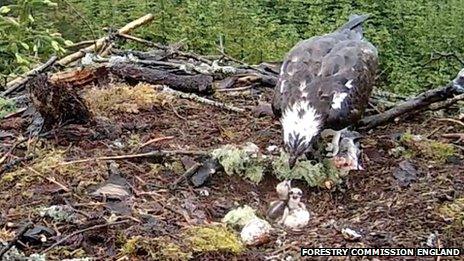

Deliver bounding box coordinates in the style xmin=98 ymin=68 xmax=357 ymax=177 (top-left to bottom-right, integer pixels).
xmin=1 ymin=56 xmax=57 ymax=97
xmin=57 ymin=13 xmax=154 ymax=67
xmin=359 ymin=69 xmax=464 ymax=129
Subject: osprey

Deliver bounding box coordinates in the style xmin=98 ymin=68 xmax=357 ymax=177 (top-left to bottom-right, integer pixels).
xmin=272 ymin=14 xmax=378 ymax=168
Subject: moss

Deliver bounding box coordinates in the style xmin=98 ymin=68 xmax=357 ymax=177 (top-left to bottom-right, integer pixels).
xmin=119 ymin=236 xmax=192 ymax=261
xmin=184 ymin=225 xmax=244 ymax=254
xmin=439 ymin=197 xmax=464 ymax=223
xmin=399 ymin=132 xmax=455 ymax=163
xmin=0 ymin=97 xmax=16 ymax=118
xmin=272 ymin=152 xmax=343 ymax=188
xmin=0 ymin=147 xmax=79 ymax=188
xmin=211 ymin=144 xmax=264 ymax=183
xmin=84 ymin=83 xmax=171 ymax=116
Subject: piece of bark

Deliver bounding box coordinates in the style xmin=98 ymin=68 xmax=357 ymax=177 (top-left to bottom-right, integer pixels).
xmin=109 ymin=63 xmax=214 ymax=95
xmin=359 ymin=69 xmax=464 ymax=129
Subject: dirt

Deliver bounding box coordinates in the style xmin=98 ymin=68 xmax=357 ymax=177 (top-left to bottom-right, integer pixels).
xmin=0 ymin=83 xmax=463 ymax=261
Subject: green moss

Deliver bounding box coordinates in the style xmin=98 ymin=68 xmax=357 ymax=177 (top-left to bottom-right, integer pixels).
xmin=272 ymin=152 xmax=343 ymax=188
xmin=211 ymin=145 xmax=264 ymax=183
xmin=399 ymin=132 xmax=455 ymax=163
xmin=0 ymin=97 xmax=16 ymax=118
xmin=119 ymin=236 xmax=192 ymax=261
xmin=184 ymin=225 xmax=244 ymax=254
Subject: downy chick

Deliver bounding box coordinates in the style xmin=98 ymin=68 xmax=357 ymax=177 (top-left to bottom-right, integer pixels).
xmin=278 ymin=188 xmax=310 ymax=230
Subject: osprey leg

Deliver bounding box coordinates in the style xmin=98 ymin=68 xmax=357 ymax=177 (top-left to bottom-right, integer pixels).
xmin=321 ymin=128 xmax=348 ymax=157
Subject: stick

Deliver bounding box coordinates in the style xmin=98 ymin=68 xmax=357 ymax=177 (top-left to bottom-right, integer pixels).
xmin=428 ymin=93 xmax=464 ymax=111
xmin=139 ymin=136 xmax=175 ymax=149
xmin=42 ymin=220 xmax=129 ymax=253
xmin=60 ymin=149 xmax=209 ymax=166
xmin=0 ymin=222 xmax=33 ymax=258
xmin=1 ymin=56 xmax=57 ymax=97
xmin=162 ymin=86 xmax=245 ymax=113
xmin=171 ymin=162 xmax=202 ymax=188
xmin=57 ymin=14 xmax=154 ymax=67
xmin=359 ymin=70 xmax=464 ymax=129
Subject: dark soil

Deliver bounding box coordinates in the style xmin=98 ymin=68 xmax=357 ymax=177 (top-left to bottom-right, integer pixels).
xmin=0 ymin=83 xmax=463 ymax=261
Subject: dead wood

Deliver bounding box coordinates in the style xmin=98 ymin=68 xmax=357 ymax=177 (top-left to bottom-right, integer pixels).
xmin=1 ymin=56 xmax=57 ymax=97
xmin=26 ymin=74 xmax=93 ymax=131
xmin=109 ymin=63 xmax=214 ymax=95
xmin=359 ymin=69 xmax=464 ymax=129
xmin=57 ymin=13 xmax=154 ymax=67
xmin=161 ymin=86 xmax=245 ymax=113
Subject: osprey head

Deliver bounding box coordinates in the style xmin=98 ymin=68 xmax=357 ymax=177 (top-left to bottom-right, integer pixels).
xmin=281 ymin=100 xmax=321 ymax=169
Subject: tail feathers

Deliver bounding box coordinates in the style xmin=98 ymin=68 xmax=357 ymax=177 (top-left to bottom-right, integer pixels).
xmin=336 ymin=14 xmax=369 ymax=37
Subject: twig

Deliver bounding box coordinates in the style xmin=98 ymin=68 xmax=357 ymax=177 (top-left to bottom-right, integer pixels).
xmin=62 ymin=0 xmax=97 ymax=40
xmin=60 ymin=149 xmax=209 ymax=166
xmin=66 ymin=40 xmax=96 ymax=49
xmin=1 ymin=56 xmax=57 ymax=97
xmin=0 ymin=138 xmax=28 ymax=165
xmin=442 ymin=133 xmax=464 ymax=142
xmin=0 ymin=222 xmax=33 ymax=258
xmin=25 ymin=165 xmax=70 ymax=192
xmin=216 ymin=85 xmax=254 ymax=92
xmin=42 ymin=220 xmax=130 ymax=253
xmin=437 ymin=118 xmax=464 ymax=128
xmin=162 ymin=86 xmax=245 ymax=113
xmin=139 ymin=136 xmax=175 ymax=149
xmin=2 ymin=107 xmax=27 ymax=119
xmin=171 ymin=162 xmax=202 ymax=188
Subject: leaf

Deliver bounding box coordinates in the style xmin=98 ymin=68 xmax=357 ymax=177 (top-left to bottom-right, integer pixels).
xmin=28 ymin=14 xmax=34 ymax=23
xmin=42 ymin=0 xmax=58 ymax=7
xmin=64 ymin=40 xmax=73 ymax=46
xmin=0 ymin=6 xmax=11 ymax=14
xmin=15 ymin=53 xmax=29 ymax=65
xmin=20 ymin=42 xmax=29 ymax=50
xmin=51 ymin=40 xmax=60 ymax=51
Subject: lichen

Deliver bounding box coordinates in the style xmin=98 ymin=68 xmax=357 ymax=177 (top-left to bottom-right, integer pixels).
xmin=184 ymin=225 xmax=244 ymax=254
xmin=222 ymin=205 xmax=257 ymax=228
xmin=272 ymin=151 xmax=343 ymax=188
xmin=211 ymin=144 xmax=264 ymax=183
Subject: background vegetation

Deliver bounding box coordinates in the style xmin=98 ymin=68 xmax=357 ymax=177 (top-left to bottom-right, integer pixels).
xmin=1 ymin=0 xmax=464 ymax=94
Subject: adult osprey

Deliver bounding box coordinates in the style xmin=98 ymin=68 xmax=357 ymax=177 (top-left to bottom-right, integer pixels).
xmin=272 ymin=14 xmax=378 ymax=168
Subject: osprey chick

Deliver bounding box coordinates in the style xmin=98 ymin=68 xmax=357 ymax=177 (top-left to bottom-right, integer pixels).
xmin=272 ymin=14 xmax=378 ymax=168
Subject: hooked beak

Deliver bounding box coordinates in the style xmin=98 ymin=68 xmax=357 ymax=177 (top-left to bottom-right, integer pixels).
xmin=288 ymin=155 xmax=297 ymax=170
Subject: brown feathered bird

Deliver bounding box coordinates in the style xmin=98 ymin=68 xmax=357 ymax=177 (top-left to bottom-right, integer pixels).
xmin=271 ymin=14 xmax=378 ymax=169
xmin=27 ymin=73 xmax=92 ymax=131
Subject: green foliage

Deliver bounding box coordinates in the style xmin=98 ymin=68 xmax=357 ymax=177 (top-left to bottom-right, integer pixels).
xmin=0 ymin=97 xmax=16 ymax=118
xmin=2 ymin=0 xmax=464 ymax=94
xmin=0 ymin=0 xmax=70 ymax=78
